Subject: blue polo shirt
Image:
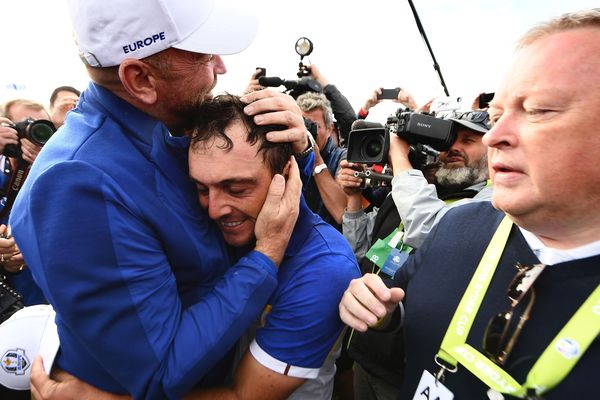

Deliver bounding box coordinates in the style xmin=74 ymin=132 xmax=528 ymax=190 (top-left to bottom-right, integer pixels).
xmin=252 ymin=198 xmax=359 ymax=368
xmin=10 ymin=83 xmax=280 ymax=399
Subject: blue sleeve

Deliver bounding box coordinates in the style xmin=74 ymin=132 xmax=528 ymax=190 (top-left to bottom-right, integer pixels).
xmin=296 ymin=151 xmax=315 ymax=187
xmin=12 ymin=162 xmax=277 ymax=399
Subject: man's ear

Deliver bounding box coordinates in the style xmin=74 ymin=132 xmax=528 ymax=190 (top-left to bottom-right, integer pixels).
xmin=118 ymin=59 xmax=159 ymax=105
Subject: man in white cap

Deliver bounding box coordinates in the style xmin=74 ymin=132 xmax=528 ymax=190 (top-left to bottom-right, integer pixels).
xmin=8 ymin=0 xmax=315 ymax=398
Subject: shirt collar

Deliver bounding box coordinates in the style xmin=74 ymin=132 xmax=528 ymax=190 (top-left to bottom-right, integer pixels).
xmin=519 ymin=227 xmax=600 ymax=265
xmin=284 ymin=196 xmax=318 ymax=257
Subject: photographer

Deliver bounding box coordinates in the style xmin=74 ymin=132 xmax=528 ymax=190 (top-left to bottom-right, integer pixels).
xmin=0 ymin=99 xmax=52 ymax=307
xmin=297 ymin=92 xmax=348 ymax=229
xmin=307 ymin=64 xmax=357 ymax=145
xmin=338 ymin=110 xmax=491 ymax=399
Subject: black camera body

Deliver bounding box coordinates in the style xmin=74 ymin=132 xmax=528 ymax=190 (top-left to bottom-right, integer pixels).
xmin=347 ymin=111 xmax=456 ymax=166
xmin=3 ymin=118 xmax=56 ymax=158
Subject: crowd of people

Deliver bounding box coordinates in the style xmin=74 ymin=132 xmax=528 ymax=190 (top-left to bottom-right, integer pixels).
xmin=0 ymin=1 xmax=598 ymax=399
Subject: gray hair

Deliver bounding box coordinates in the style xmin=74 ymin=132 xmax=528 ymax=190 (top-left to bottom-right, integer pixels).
xmin=518 ymin=8 xmax=600 ymax=48
xmin=296 ymin=92 xmax=334 ymax=127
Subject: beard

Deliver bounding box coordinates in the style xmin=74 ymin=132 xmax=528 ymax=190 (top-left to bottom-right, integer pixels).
xmin=435 ymin=153 xmax=488 ymax=188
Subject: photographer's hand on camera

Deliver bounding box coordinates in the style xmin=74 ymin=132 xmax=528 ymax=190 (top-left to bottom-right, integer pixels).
xmin=0 ymin=224 xmax=25 ymax=273
xmin=306 ymin=64 xmax=329 ymax=88
xmin=241 ymin=90 xmax=309 ymax=153
xmin=394 ymin=88 xmax=418 ymax=111
xmin=0 ymin=117 xmax=20 ymax=154
xmin=243 ymin=68 xmax=266 ymax=95
xmin=254 ymin=157 xmax=302 ymax=266
xmin=337 ymin=159 xmax=364 ymax=212
xmin=388 ymin=134 xmax=413 ymax=175
xmin=359 ymin=89 xmax=383 ymax=117
xmin=20 ymin=138 xmax=43 ymax=164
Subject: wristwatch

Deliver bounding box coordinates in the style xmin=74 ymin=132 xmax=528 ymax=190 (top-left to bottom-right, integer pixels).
xmin=313 ymin=163 xmax=328 ymax=176
xmin=294 ymin=132 xmax=316 ymax=159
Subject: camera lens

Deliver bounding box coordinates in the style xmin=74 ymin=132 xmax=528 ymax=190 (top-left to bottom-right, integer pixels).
xmin=28 ymin=120 xmax=56 ymax=145
xmin=363 ymin=137 xmax=383 ymax=158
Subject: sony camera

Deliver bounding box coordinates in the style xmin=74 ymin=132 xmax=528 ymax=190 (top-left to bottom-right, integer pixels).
xmin=346 ymin=111 xmax=456 ymax=166
xmin=3 ymin=118 xmax=57 ymax=159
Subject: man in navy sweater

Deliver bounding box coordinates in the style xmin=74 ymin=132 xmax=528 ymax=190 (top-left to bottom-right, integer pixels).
xmin=340 ymin=8 xmax=600 ymax=399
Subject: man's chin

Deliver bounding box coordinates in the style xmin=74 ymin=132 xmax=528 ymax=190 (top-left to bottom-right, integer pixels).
xmin=223 ymin=233 xmax=255 ymax=248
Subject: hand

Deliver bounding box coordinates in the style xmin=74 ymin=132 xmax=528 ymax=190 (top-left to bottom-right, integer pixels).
xmin=31 ymin=356 xmax=129 ymax=400
xmin=243 ymin=68 xmax=266 ymax=95
xmin=336 ymin=159 xmax=364 ymax=196
xmin=339 ymin=273 xmax=404 ymax=332
xmin=50 ymin=96 xmax=78 ymax=128
xmin=393 ymin=88 xmax=418 ymax=110
xmin=0 ymin=117 xmax=19 ymax=153
xmin=388 ymin=135 xmax=412 ymax=174
xmin=20 ymin=138 xmax=43 ymax=164
xmin=307 ymin=64 xmax=329 ymax=87
xmin=416 ymin=98 xmax=435 ymax=114
xmin=0 ymin=224 xmax=24 ymax=273
xmin=362 ymin=88 xmax=383 ymax=113
xmin=241 ymin=90 xmax=308 ymax=154
xmin=254 ymin=157 xmax=302 ymax=266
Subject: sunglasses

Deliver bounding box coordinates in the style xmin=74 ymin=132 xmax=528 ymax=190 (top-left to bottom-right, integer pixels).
xmin=450 ymin=110 xmax=490 ymax=124
xmin=483 ymin=262 xmax=546 ymax=366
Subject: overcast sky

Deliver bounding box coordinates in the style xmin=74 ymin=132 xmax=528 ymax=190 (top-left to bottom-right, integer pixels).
xmin=1 ymin=0 xmax=597 ymax=123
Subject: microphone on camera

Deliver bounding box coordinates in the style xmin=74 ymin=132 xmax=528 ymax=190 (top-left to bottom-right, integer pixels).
xmin=259 ymin=76 xmax=300 ymax=90
xmin=258 ymin=76 xmax=322 ymax=93
xmin=258 ymin=76 xmax=285 ymax=88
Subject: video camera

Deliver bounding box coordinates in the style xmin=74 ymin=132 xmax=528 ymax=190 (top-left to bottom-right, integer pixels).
xmin=258 ymin=37 xmax=322 ymax=99
xmin=347 ymin=110 xmax=456 ymax=167
xmin=3 ymin=118 xmax=56 ymax=159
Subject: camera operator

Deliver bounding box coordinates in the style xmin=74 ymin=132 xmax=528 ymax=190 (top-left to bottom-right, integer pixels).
xmin=297 ymin=92 xmax=347 ymax=230
xmin=306 ymin=64 xmax=357 ymax=146
xmin=337 ymin=110 xmax=491 ymax=400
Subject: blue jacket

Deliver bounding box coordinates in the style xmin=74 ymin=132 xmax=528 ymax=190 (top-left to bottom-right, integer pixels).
xmin=10 ymin=83 xmax=280 ymax=399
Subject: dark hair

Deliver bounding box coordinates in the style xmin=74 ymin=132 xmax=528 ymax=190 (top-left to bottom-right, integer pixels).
xmin=189 ymin=94 xmax=292 ymax=174
xmin=49 ymin=86 xmax=81 ymax=107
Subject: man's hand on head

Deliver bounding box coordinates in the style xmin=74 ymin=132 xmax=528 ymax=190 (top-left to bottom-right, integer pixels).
xmin=254 ymin=156 xmax=302 ymax=266
xmin=241 ymin=90 xmax=308 ymax=154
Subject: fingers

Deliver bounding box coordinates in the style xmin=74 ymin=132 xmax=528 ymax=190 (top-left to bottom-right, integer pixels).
xmin=20 ymin=138 xmax=42 ymax=164
xmin=254 ymin=157 xmax=301 ymax=265
xmin=30 ymin=355 xmax=52 ymax=400
xmin=339 ymin=274 xmax=398 ymax=331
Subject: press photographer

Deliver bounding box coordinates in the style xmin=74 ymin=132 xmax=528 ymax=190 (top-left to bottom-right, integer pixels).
xmin=0 ymin=99 xmax=54 ymax=308
xmin=338 ymin=104 xmax=492 ymax=399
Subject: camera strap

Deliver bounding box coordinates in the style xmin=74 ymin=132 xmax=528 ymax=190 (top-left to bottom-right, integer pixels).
xmin=0 ymin=157 xmax=30 ymax=221
xmin=0 ymin=274 xmax=24 ymax=323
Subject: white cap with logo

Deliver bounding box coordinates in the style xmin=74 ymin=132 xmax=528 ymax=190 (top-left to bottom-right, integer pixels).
xmin=68 ymin=0 xmax=258 ymax=67
xmin=0 ymin=305 xmax=60 ymax=391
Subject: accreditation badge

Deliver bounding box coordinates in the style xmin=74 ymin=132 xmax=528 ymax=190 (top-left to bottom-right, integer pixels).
xmin=380 ymin=247 xmax=410 ymax=277
xmin=412 ymin=370 xmax=454 ymax=400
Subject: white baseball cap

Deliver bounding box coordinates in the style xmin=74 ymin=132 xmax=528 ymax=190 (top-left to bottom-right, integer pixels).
xmin=68 ymin=0 xmax=258 ymax=67
xmin=0 ymin=305 xmax=60 ymax=391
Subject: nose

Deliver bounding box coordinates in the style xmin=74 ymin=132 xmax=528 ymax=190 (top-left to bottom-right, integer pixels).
xmin=482 ymin=113 xmax=517 ymax=149
xmin=213 ymin=55 xmax=227 ymax=75
xmin=206 ymin=190 xmax=232 ymax=221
